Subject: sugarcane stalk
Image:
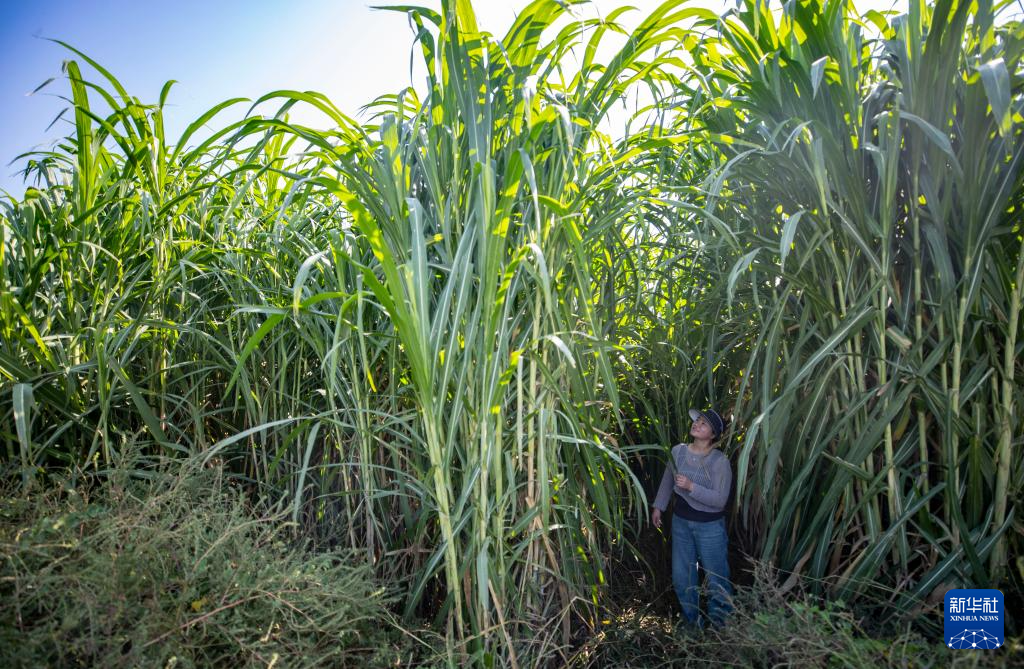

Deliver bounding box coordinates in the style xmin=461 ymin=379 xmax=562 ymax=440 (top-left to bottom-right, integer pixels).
xmin=912 ymin=181 xmax=929 ymax=492
xmin=991 ymin=237 xmax=1024 ymax=576
xmin=948 ymin=289 xmax=968 ymax=549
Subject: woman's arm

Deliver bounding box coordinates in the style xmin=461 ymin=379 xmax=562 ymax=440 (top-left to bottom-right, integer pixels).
xmin=652 ymin=446 xmax=678 ymax=511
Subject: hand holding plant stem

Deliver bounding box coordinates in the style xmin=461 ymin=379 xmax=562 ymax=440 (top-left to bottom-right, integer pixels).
xmin=675 ymin=474 xmax=694 ymax=492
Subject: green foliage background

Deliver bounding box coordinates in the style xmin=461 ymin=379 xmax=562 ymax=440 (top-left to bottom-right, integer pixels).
xmin=1 ymin=0 xmax=1021 ymax=663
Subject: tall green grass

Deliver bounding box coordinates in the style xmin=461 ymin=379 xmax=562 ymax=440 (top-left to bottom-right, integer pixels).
xmin=2 ymin=1 xmax=700 ymax=661
xmin=616 ymin=0 xmax=1024 ymax=610
xmin=1 ymin=0 xmax=1021 ymax=663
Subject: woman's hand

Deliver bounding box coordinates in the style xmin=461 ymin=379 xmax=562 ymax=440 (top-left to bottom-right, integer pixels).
xmin=652 ymin=508 xmax=662 ymax=529
xmin=674 ymin=473 xmax=694 ymax=492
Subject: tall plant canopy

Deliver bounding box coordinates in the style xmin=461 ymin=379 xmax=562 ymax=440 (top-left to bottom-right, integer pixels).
xmin=2 ymin=0 xmax=1022 ymax=661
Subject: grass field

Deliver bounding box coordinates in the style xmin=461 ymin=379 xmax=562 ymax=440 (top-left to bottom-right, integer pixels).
xmin=1 ymin=0 xmax=1021 ymax=665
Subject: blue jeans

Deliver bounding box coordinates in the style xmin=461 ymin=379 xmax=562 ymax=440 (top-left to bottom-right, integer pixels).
xmin=671 ymin=515 xmax=732 ymax=626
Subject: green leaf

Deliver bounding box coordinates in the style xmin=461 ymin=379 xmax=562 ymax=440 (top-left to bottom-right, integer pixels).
xmin=810 ymin=56 xmax=827 ymax=98
xmin=13 ymin=383 xmax=35 ymax=465
xmin=727 ymin=249 xmax=760 ymax=307
xmin=977 ymin=58 xmax=1011 ymax=138
xmin=779 ymin=210 xmax=805 ymax=271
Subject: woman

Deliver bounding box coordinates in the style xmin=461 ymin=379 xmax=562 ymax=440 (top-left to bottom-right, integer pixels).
xmin=651 ymin=408 xmax=732 ymax=628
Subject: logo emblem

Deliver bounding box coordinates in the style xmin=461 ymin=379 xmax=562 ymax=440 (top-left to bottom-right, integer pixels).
xmin=944 ymin=589 xmax=1003 ymax=649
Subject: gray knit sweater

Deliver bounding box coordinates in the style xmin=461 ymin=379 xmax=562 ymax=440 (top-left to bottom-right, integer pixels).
xmin=653 ymin=443 xmax=732 ymax=513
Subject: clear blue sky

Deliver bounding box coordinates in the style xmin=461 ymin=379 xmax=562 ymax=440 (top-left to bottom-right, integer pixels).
xmin=0 ymin=0 xmax=451 ymax=195
xmin=0 ymin=0 xmax=906 ymax=197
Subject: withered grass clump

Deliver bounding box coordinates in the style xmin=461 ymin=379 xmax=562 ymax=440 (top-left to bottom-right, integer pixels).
xmin=0 ymin=466 xmax=426 ymax=668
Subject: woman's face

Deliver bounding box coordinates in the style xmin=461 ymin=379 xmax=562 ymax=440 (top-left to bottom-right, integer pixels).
xmin=690 ymin=415 xmax=714 ymax=441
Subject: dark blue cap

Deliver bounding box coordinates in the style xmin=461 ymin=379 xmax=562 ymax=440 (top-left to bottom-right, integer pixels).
xmin=688 ymin=408 xmax=725 ymax=439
